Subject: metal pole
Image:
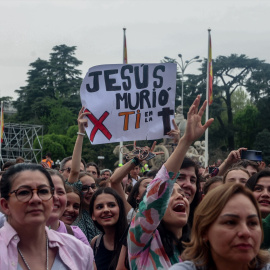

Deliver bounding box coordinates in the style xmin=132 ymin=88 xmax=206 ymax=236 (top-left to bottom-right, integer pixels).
xmin=205 ymin=29 xmax=211 ymax=168
xmin=181 ymin=72 xmax=184 ymax=114
xmin=119 ymin=28 xmax=127 ymax=166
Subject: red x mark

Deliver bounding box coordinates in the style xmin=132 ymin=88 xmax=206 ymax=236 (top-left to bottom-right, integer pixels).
xmin=84 ymin=109 xmax=112 ymax=142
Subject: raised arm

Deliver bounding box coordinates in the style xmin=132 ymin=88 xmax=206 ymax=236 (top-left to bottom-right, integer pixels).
xmin=68 ymin=108 xmax=90 ymax=183
xmin=167 ymin=119 xmax=180 ymax=144
xmin=217 ymin=147 xmax=247 ymax=176
xmin=110 ymin=160 xmax=136 ymax=214
xmin=165 ymin=95 xmax=214 ymax=174
xmin=128 ymin=96 xmax=214 ymax=260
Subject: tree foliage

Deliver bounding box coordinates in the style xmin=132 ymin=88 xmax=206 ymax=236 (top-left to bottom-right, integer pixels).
xmin=13 ymin=45 xmax=82 ymax=132
xmin=253 ymin=129 xmax=270 ymax=165
xmin=234 ymin=104 xmax=259 ymax=149
xmin=12 ymin=50 xmax=270 ymax=167
xmin=207 ymin=54 xmax=265 ymax=150
xmin=165 ymin=54 xmax=270 ymax=154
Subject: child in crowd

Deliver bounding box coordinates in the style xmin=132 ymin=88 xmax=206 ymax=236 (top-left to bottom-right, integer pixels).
xmin=60 ymin=185 xmax=82 ymax=225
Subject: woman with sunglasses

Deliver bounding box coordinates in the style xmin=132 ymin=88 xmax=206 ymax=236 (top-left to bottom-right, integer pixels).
xmin=73 ymin=171 xmax=100 ymax=242
xmin=0 ymin=163 xmax=93 ymax=269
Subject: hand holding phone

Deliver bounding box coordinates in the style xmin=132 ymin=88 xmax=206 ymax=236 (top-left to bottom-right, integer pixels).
xmin=241 ymin=150 xmax=262 ymax=161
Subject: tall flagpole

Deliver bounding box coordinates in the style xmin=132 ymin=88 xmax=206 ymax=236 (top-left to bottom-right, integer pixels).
xmin=119 ymin=28 xmax=128 ymax=165
xmin=205 ymin=29 xmax=211 ymax=168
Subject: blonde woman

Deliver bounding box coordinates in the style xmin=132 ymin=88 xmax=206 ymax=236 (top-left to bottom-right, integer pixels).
xmin=170 ymin=184 xmax=270 ymax=270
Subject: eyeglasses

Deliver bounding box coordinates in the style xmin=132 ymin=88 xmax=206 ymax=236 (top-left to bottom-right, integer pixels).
xmin=81 ymin=184 xmax=97 ymax=193
xmin=9 ymin=186 xmax=54 ymax=202
xmin=61 ymin=167 xmax=71 ymax=173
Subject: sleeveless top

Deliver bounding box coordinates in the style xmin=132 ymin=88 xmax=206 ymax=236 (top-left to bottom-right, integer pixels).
xmin=93 ymin=234 xmax=114 ymax=270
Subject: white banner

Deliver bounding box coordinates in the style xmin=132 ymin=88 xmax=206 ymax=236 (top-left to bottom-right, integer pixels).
xmin=80 ymin=63 xmax=176 ymax=145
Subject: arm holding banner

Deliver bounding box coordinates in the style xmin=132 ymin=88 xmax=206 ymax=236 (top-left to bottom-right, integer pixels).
xmin=68 ymin=108 xmax=90 ymax=183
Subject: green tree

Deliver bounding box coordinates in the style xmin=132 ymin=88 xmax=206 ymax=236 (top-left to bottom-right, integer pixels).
xmin=253 ymin=129 xmax=270 ymax=165
xmin=231 ymin=88 xmax=250 ymax=113
xmin=49 ymin=45 xmax=82 ymax=105
xmin=33 ymin=133 xmax=74 ymax=162
xmin=234 ymin=104 xmax=259 ymax=149
xmin=13 ymin=45 xmax=83 ymax=131
xmin=246 ymin=62 xmax=270 ymax=101
xmin=255 ymin=97 xmax=270 ymax=132
xmin=197 ymin=54 xmax=265 ymax=150
xmin=14 ymin=58 xmax=51 ymax=123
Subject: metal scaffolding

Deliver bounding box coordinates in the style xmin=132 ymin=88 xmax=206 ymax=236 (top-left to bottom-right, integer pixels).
xmin=0 ymin=123 xmax=43 ymax=165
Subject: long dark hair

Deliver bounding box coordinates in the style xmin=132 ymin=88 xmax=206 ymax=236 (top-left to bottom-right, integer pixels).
xmin=127 ymin=177 xmax=149 ymax=209
xmin=89 ymin=187 xmax=128 ymax=270
xmin=181 ymin=157 xmax=201 ymax=227
xmin=246 ymin=169 xmax=270 ymax=191
xmin=158 ymin=221 xmax=190 ymax=257
xmin=136 ymin=188 xmax=190 ymax=259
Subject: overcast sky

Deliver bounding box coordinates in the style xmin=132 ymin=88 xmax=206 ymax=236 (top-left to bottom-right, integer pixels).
xmin=1 ymin=0 xmax=269 ymax=100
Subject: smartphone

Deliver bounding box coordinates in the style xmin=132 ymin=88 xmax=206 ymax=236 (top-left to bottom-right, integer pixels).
xmin=241 ymin=150 xmax=262 ymax=161
xmin=209 ymin=167 xmax=217 ymax=174
xmin=145 ymin=152 xmax=156 ymax=161
xmin=132 ymin=149 xmax=156 ymax=161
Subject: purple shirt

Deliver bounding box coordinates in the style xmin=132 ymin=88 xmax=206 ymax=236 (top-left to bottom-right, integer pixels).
xmin=57 ymin=220 xmax=89 ymax=246
xmin=0 ymin=221 xmax=94 ymax=270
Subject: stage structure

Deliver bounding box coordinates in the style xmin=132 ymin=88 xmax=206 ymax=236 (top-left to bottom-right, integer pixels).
xmin=0 ymin=123 xmax=43 ymax=165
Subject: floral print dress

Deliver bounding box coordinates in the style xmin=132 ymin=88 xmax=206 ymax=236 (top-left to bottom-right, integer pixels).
xmin=128 ymin=165 xmax=181 ymax=270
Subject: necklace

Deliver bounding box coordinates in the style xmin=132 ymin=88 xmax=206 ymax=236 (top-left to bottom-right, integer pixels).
xmin=17 ymin=232 xmax=48 ymax=270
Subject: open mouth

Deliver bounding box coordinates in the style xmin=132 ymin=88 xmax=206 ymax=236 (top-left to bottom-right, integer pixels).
xmin=173 ymin=203 xmax=186 ymax=213
xmin=63 ymin=215 xmax=74 ymax=220
xmin=101 ymin=215 xmax=113 ymax=219
xmin=259 ymin=200 xmax=270 ymax=206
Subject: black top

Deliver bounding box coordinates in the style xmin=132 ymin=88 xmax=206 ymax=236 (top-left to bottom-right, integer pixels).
xmin=94 ymin=234 xmax=114 ymax=270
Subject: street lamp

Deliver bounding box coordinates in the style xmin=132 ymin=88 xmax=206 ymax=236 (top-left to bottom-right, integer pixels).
xmin=164 ymin=55 xmax=202 ymax=114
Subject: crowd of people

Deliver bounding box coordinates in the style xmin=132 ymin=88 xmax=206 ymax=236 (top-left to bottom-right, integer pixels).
xmin=0 ymin=96 xmax=270 ymax=269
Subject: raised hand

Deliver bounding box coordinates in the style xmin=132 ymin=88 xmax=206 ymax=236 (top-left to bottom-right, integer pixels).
xmin=182 ymin=95 xmax=214 ymax=143
xmin=78 ymin=107 xmax=91 ymax=134
xmin=132 ymin=141 xmax=164 ymax=161
xmin=167 ymin=119 xmax=180 ymax=144
xmin=226 ymin=147 xmax=247 ymax=166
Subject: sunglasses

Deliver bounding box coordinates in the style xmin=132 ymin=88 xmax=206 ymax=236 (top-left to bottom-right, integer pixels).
xmin=81 ymin=184 xmax=97 ymax=193
xmin=61 ymin=167 xmax=71 ymax=173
